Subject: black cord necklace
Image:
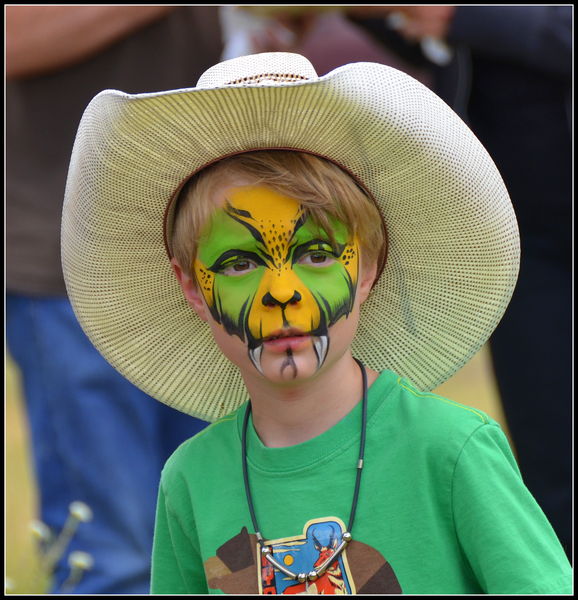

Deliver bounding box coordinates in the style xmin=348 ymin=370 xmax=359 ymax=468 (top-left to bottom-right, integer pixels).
xmin=241 ymin=357 xmax=368 ymax=585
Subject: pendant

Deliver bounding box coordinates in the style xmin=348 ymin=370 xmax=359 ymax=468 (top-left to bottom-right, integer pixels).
xmin=257 ymin=519 xmax=356 ymax=594
xmin=261 ymin=530 xmax=352 ymax=583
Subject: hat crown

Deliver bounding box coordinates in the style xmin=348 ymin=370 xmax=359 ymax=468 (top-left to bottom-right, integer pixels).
xmin=196 ymin=52 xmax=318 ymax=89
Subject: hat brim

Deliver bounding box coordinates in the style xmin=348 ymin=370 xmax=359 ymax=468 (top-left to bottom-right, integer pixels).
xmin=62 ymin=61 xmax=519 ymax=421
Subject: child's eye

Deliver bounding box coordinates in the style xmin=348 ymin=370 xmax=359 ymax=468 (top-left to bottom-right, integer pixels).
xmin=221 ymin=259 xmax=258 ymax=276
xmin=298 ymin=251 xmax=335 ymax=267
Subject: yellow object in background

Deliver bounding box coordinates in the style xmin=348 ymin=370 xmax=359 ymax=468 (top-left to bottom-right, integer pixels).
xmin=5 ymin=353 xmax=50 ymax=594
xmin=434 ymin=344 xmax=512 ymax=446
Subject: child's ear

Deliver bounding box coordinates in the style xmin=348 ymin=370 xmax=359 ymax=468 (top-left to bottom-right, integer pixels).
xmin=357 ymin=259 xmax=378 ymax=304
xmin=170 ymin=258 xmax=209 ymax=322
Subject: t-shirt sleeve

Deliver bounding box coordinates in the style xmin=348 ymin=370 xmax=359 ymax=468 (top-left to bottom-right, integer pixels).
xmin=451 ymin=423 xmax=572 ymax=594
xmin=150 ymin=479 xmax=209 ymax=594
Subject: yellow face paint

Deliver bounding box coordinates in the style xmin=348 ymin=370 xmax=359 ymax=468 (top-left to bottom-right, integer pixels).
xmin=194 ymin=185 xmax=359 ymax=375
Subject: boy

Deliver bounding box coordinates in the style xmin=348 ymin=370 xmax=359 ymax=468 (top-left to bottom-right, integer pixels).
xmin=61 ymin=53 xmax=571 ymax=594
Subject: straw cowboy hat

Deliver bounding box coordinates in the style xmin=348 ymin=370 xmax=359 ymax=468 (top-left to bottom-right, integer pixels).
xmin=61 ymin=52 xmax=519 ymax=421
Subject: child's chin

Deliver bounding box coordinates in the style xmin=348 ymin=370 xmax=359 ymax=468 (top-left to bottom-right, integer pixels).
xmin=258 ymin=347 xmax=321 ymax=384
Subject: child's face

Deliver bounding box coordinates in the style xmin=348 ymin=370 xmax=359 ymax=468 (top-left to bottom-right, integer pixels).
xmin=173 ymin=180 xmax=375 ymax=385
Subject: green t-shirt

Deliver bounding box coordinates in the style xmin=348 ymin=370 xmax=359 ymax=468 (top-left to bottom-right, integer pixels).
xmin=151 ymin=370 xmax=571 ymax=594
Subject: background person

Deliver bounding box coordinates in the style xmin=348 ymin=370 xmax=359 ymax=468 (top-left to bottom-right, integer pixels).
xmin=6 ymin=5 xmax=222 ymax=593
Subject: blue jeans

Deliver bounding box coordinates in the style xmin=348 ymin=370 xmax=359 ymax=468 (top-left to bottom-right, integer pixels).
xmin=6 ymin=294 xmax=208 ymax=594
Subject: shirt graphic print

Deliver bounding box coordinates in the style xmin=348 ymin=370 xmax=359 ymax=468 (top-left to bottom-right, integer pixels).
xmin=204 ymin=516 xmax=402 ymax=594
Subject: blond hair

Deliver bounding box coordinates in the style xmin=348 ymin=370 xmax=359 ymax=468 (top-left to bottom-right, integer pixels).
xmin=171 ymin=150 xmax=386 ymax=276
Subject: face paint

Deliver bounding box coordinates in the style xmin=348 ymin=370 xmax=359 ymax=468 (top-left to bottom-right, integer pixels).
xmin=194 ymin=186 xmax=359 ymax=378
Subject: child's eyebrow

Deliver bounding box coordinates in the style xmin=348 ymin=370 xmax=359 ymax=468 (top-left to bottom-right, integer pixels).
xmin=207 ymin=248 xmax=269 ymax=273
xmin=291 ymin=238 xmax=344 ymax=263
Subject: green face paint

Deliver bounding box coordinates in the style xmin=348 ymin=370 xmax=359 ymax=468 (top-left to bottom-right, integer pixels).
xmin=194 ymin=185 xmax=359 ymax=375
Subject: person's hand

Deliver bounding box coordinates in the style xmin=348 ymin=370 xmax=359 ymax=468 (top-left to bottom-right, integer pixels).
xmin=340 ymin=5 xmax=457 ymax=66
xmin=343 ymin=6 xmax=456 ymax=41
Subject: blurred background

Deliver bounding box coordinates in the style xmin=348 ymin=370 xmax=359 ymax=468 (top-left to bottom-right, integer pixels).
xmin=5 ymin=5 xmax=571 ymax=594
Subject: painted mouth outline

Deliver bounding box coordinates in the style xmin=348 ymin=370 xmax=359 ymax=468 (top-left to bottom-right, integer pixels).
xmin=249 ymin=330 xmax=329 ymax=376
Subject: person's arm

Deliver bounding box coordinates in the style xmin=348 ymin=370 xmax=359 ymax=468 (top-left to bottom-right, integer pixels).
xmin=452 ymin=424 xmax=571 ymax=594
xmin=6 ymin=5 xmax=174 ymax=80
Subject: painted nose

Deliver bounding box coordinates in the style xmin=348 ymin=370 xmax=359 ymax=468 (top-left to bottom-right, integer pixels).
xmin=262 ymin=290 xmax=302 ymax=309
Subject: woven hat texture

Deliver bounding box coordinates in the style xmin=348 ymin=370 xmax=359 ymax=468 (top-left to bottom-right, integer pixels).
xmin=61 ymin=52 xmax=519 ymax=421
